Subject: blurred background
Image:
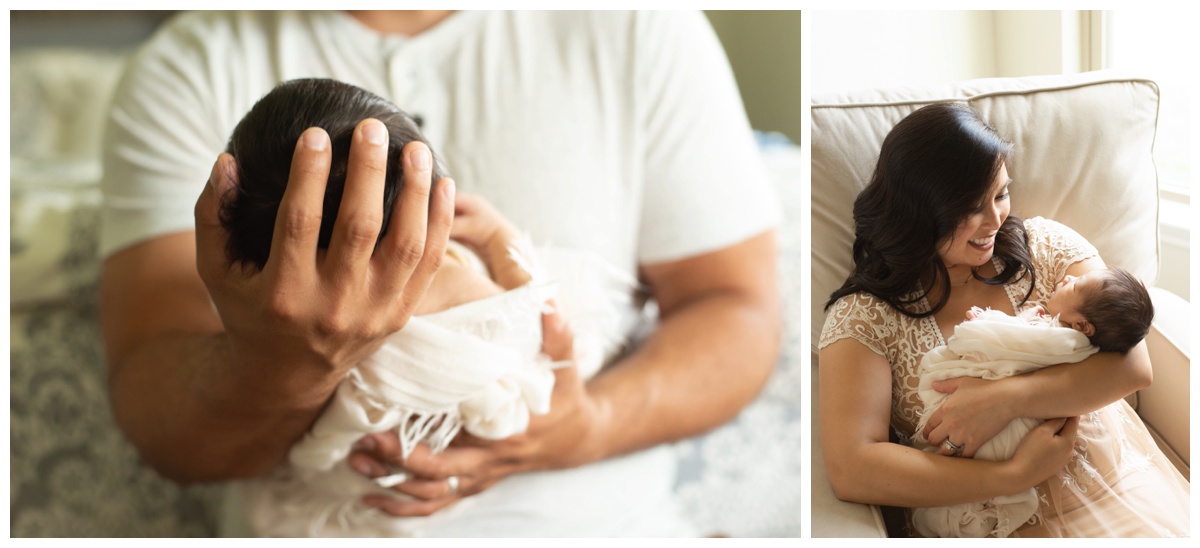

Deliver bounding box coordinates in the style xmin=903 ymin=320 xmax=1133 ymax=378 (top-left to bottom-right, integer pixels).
xmin=8 ymin=9 xmax=802 ymax=537
xmin=811 ymin=10 xmax=1191 ymax=301
xmin=8 ymin=10 xmax=801 ymax=148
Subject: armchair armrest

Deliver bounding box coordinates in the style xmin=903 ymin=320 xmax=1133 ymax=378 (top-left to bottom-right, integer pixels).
xmin=810 ymin=361 xmax=889 ymax=537
xmin=1134 ymin=287 xmax=1190 ymax=479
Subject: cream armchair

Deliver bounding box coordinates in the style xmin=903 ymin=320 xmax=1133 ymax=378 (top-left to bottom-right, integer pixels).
xmin=809 ymin=71 xmax=1190 ymax=537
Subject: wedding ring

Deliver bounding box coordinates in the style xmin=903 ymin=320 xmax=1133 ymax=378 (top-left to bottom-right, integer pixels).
xmin=447 ymin=475 xmax=460 ymax=496
xmin=942 ymin=438 xmax=963 ymax=456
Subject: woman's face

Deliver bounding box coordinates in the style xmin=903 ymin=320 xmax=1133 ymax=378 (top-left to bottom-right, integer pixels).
xmin=937 ymin=164 xmax=1012 ymax=269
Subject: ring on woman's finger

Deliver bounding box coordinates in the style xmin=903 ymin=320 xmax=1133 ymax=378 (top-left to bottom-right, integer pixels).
xmin=941 ymin=438 xmax=964 ymax=457
xmin=446 ymin=475 xmax=460 ymax=496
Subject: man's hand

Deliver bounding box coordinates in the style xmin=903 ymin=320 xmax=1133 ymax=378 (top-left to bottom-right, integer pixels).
xmin=347 ymin=306 xmax=599 ymax=517
xmin=345 ymin=230 xmax=780 ymax=516
xmin=102 ymin=120 xmax=454 ymax=482
xmin=194 ymin=121 xmax=455 ymax=405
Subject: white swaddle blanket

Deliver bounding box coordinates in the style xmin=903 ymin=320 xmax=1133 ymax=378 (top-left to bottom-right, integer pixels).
xmin=239 ymin=241 xmax=641 ymax=537
xmin=912 ymin=307 xmax=1099 ymax=538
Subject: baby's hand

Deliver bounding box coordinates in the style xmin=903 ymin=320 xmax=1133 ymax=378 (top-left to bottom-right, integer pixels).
xmin=1015 ymin=305 xmax=1049 ymax=325
xmin=450 ymin=192 xmax=529 ymax=289
xmin=450 ymin=192 xmax=520 ymax=260
xmin=965 ymin=306 xmax=986 ymax=322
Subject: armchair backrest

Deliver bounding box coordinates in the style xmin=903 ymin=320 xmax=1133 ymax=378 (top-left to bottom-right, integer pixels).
xmin=811 ymin=71 xmax=1161 ymax=351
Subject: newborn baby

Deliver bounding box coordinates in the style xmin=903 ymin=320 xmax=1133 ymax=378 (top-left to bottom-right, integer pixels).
xmin=1021 ymin=267 xmax=1154 ymax=354
xmin=221 ymin=79 xmax=634 ymax=536
xmin=913 ymin=266 xmax=1154 ymax=537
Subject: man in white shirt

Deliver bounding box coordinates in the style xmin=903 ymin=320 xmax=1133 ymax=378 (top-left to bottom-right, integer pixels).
xmin=99 ymin=10 xmax=780 ymax=536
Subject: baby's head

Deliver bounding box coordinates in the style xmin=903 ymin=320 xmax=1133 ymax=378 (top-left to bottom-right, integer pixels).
xmin=221 ymin=78 xmax=445 ymax=269
xmin=1044 ymin=266 xmax=1153 ymax=354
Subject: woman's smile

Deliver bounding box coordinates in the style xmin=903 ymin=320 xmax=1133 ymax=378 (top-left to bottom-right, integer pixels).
xmin=968 ymin=233 xmax=996 ymax=250
xmin=939 ymin=164 xmax=1011 ymax=268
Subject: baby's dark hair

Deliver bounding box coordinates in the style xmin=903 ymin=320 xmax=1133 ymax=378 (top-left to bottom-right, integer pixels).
xmin=220 ymin=78 xmax=445 ymax=270
xmin=1077 ymin=267 xmax=1154 ymax=354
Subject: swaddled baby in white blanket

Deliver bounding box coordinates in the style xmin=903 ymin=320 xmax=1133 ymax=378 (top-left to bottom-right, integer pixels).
xmin=218 ymin=79 xmax=639 ymax=536
xmin=912 ymin=267 xmax=1154 ymax=538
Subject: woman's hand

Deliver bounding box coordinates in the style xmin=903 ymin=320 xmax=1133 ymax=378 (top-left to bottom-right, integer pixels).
xmin=922 ymin=376 xmax=1017 ymax=458
xmin=1002 ymin=416 xmax=1080 ymax=491
xmin=347 ymin=305 xmax=607 ymax=517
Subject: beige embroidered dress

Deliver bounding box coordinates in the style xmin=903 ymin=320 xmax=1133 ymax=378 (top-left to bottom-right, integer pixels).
xmin=819 ymin=217 xmax=1189 ymax=537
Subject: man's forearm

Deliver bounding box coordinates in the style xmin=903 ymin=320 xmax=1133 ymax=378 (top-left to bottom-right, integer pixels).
xmin=584 ymin=290 xmax=781 ymax=460
xmin=107 ymin=332 xmax=339 ymax=483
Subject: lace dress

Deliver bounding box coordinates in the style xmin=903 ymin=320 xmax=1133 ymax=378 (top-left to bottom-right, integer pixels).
xmin=819 ymin=217 xmax=1190 ymax=537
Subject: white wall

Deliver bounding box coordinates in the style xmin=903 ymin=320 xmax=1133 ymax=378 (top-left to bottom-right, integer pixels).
xmin=996 ymin=11 xmax=1073 ymax=76
xmin=810 ymin=10 xmax=1190 ymax=300
xmin=810 ymin=11 xmax=996 ymax=95
xmin=811 ymin=10 xmax=1092 ymax=94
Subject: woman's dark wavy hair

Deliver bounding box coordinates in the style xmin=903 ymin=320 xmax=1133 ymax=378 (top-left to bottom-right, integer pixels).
xmin=221 ymin=78 xmax=445 ymax=270
xmin=824 ymin=102 xmax=1035 ymax=318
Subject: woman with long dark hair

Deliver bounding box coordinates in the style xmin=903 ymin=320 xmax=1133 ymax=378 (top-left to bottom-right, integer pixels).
xmin=818 ymin=103 xmax=1189 ymax=537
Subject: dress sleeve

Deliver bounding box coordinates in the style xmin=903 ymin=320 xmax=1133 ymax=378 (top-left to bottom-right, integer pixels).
xmin=818 ymin=292 xmax=892 ymax=359
xmin=1023 ymin=216 xmax=1100 ymax=287
xmin=633 ymin=11 xmax=781 ymax=263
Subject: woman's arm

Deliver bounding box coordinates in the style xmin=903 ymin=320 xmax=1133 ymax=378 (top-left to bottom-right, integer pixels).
xmin=922 ymin=256 xmax=1152 ymax=457
xmin=819 ymin=337 xmax=1079 ymax=507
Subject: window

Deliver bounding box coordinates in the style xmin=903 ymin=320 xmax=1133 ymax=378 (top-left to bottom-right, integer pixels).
xmin=1102 ymin=10 xmax=1193 ymax=198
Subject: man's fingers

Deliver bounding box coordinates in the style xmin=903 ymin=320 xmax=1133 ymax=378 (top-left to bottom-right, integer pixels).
xmin=346 ymin=451 xmax=390 ymax=479
xmin=364 ymin=494 xmax=457 ymax=518
xmin=352 ymin=433 xmax=488 ymax=478
xmin=268 ymin=127 xmax=331 ymax=276
xmin=326 ymin=119 xmax=389 ymax=282
xmin=378 ymin=141 xmax=434 ymax=274
xmin=348 ymin=433 xmax=503 ymax=488
xmin=375 ymin=142 xmax=454 ymax=315
xmin=413 ymin=175 xmax=454 ymax=287
xmin=194 ymin=153 xmax=238 ymax=283
xmin=389 ymin=476 xmax=464 ymax=501
xmin=401 ymin=444 xmax=491 ymax=479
